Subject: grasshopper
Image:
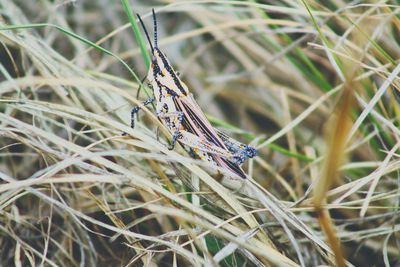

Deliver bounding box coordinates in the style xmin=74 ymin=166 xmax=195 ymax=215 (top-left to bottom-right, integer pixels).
xmin=130 ymin=10 xmax=256 ymax=179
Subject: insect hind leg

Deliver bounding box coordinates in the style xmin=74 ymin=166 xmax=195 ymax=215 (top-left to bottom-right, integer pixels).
xmin=232 ymin=154 xmax=246 ymax=165
xmin=216 ymin=129 xmax=257 ymax=164
xmin=228 ymin=144 xmax=257 ymax=165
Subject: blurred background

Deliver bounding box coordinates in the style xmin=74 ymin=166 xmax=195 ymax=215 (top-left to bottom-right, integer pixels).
xmin=1 ymin=1 xmax=400 ymax=266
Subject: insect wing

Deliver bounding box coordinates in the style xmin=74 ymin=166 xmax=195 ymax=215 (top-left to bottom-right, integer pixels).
xmin=176 ymin=95 xmax=226 ymax=149
xmin=174 ymin=95 xmax=247 ymax=179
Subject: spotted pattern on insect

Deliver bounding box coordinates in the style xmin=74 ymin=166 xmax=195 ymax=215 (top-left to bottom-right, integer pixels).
xmin=150 ymin=48 xmax=189 ymax=100
xmin=129 ymin=9 xmax=257 ymax=179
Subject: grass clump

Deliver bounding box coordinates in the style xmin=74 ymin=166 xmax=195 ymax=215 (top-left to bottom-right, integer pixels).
xmin=1 ymin=1 xmax=400 ymax=266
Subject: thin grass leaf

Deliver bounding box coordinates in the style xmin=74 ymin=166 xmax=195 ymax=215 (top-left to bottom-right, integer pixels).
xmin=120 ymin=0 xmax=151 ymax=69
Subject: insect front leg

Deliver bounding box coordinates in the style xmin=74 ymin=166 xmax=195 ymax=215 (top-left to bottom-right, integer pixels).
xmin=157 ymin=111 xmax=184 ymax=150
xmin=130 ymin=97 xmax=155 ymax=129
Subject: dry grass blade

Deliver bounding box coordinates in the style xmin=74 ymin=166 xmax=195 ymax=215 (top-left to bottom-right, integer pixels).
xmin=1 ymin=1 xmax=400 ymax=266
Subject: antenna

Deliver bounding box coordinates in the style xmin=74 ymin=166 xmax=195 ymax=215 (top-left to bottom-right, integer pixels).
xmin=152 ymin=9 xmax=158 ymax=48
xmin=136 ymin=13 xmax=154 ymax=53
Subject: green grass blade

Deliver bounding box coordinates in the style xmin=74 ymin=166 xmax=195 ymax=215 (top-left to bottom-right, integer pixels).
xmin=120 ymin=0 xmax=151 ymax=69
